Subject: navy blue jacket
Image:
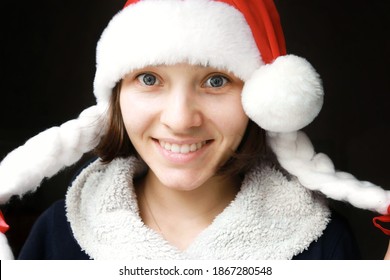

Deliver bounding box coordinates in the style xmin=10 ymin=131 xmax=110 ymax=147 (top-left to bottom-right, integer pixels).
xmin=18 ymin=199 xmax=361 ymax=260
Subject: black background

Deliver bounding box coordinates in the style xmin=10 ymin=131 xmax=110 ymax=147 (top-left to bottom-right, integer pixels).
xmin=1 ymin=0 xmax=389 ymax=259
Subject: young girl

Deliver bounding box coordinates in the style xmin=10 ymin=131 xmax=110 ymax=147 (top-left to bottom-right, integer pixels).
xmin=0 ymin=0 xmax=389 ymax=260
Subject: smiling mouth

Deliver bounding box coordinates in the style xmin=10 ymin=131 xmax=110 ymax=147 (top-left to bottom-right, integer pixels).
xmin=158 ymin=140 xmax=209 ymax=154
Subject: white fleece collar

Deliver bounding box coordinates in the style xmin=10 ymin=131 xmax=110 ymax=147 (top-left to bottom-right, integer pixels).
xmin=65 ymin=157 xmax=330 ymax=260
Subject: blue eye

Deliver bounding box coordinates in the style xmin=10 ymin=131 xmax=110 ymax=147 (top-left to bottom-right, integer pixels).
xmin=137 ymin=73 xmax=159 ymax=86
xmin=205 ymin=75 xmax=228 ymax=88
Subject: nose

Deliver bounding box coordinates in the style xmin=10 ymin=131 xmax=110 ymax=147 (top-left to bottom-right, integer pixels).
xmin=160 ymin=86 xmax=202 ymax=131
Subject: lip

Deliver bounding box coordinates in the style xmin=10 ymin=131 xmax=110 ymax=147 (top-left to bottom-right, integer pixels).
xmin=156 ymin=137 xmax=207 ymax=145
xmin=153 ymin=138 xmax=212 ymax=164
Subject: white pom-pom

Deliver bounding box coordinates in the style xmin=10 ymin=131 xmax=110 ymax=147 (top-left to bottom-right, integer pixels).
xmin=242 ymin=55 xmax=324 ymax=132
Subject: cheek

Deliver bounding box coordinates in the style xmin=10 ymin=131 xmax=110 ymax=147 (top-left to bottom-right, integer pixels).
xmin=228 ymin=112 xmax=249 ymax=149
xmin=208 ymin=96 xmax=249 ymax=143
xmin=119 ymin=92 xmax=155 ymax=138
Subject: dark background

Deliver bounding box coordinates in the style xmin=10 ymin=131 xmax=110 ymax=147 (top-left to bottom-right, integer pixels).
xmin=1 ymin=0 xmax=389 ymax=259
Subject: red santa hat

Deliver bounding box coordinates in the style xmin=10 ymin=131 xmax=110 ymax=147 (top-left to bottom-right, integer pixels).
xmin=0 ymin=0 xmax=389 ymax=259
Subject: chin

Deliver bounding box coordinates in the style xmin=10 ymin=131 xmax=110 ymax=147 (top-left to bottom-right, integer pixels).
xmin=156 ymin=170 xmax=214 ymax=191
xmin=161 ymin=178 xmax=208 ymax=191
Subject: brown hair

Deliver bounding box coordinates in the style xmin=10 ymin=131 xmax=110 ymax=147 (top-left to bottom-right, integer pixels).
xmin=94 ymin=82 xmax=267 ymax=176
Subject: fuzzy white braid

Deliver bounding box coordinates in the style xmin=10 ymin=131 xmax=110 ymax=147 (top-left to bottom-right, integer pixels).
xmin=0 ymin=232 xmax=13 ymax=260
xmin=267 ymin=131 xmax=390 ymax=214
xmin=0 ymin=104 xmax=108 ymax=204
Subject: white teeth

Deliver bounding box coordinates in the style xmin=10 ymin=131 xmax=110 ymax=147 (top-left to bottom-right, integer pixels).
xmin=171 ymin=144 xmax=180 ymax=153
xmin=190 ymin=143 xmax=197 ymax=152
xmin=180 ymin=145 xmax=190 ymax=154
xmin=159 ymin=140 xmax=207 ymax=154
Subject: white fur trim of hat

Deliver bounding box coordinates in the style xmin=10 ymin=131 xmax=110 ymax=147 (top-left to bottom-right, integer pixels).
xmin=0 ymin=0 xmax=389 ymax=259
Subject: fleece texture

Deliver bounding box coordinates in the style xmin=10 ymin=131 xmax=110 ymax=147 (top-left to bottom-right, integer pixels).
xmin=66 ymin=157 xmax=330 ymax=260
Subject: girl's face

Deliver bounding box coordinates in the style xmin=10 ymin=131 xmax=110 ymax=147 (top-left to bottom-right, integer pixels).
xmin=120 ymin=63 xmax=248 ymax=191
